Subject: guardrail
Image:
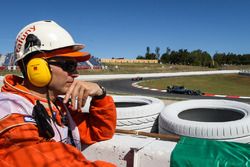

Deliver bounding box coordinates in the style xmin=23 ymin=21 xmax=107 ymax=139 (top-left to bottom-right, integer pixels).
xmin=239 ymin=69 xmax=250 ymax=76
xmin=0 ymin=70 xmax=240 ymax=82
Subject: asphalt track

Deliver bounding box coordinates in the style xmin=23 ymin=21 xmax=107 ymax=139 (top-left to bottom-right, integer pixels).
xmin=97 ymin=77 xmax=250 ymax=103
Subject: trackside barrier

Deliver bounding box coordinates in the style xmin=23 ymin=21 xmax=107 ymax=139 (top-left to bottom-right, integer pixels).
xmin=76 ymin=70 xmax=240 ymax=81
xmin=82 ymin=131 xmax=177 ymax=167
xmin=0 ymin=70 xmax=239 ymax=82
xmin=159 ymin=99 xmax=250 ymax=143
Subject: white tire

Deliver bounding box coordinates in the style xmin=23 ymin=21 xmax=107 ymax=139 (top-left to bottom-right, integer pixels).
xmin=112 ymin=95 xmax=165 ymax=132
xmin=159 ymin=99 xmax=250 ymax=141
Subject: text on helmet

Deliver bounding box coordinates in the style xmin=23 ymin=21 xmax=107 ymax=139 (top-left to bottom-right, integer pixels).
xmin=15 ymin=26 xmax=36 ymax=53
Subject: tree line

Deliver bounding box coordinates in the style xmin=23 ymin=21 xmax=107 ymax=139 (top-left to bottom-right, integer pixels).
xmin=136 ymin=47 xmax=250 ymax=67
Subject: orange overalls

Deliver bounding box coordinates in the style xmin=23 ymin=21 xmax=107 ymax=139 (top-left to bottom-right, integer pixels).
xmin=0 ymin=74 xmax=117 ymax=167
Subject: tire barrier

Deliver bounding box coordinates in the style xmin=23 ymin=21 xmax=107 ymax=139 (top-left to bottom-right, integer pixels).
xmin=159 ymin=99 xmax=250 ymax=143
xmin=81 ymin=95 xmax=165 ymax=133
xmin=82 ymin=134 xmax=177 ymax=167
xmin=112 ymin=95 xmax=165 ymax=133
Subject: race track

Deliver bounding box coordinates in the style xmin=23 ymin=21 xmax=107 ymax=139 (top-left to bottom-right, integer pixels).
xmin=97 ymin=77 xmax=250 ymax=103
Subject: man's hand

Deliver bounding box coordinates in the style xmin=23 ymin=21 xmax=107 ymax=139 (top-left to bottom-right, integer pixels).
xmin=63 ymin=80 xmax=103 ymax=111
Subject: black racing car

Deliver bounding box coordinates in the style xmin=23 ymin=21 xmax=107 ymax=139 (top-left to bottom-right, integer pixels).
xmin=166 ymin=85 xmax=202 ymax=96
xmin=131 ymin=77 xmax=143 ymax=81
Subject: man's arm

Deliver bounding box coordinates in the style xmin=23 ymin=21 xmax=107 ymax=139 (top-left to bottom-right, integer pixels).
xmin=70 ymin=95 xmax=116 ymax=144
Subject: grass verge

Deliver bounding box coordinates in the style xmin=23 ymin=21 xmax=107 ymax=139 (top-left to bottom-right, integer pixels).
xmin=139 ymin=74 xmax=250 ymax=96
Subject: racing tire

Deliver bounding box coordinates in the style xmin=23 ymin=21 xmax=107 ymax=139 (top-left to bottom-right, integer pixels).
xmin=159 ymin=99 xmax=250 ymax=142
xmin=112 ymin=95 xmax=165 ymax=133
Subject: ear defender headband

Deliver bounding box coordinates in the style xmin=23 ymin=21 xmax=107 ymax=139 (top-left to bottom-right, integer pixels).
xmin=26 ymin=58 xmax=52 ymax=87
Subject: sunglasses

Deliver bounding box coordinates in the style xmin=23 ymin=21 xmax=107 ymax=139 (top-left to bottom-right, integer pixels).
xmin=48 ymin=60 xmax=77 ymax=73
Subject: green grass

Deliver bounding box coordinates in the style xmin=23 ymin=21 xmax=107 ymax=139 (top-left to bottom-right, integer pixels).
xmin=99 ymin=63 xmax=215 ymax=74
xmin=0 ymin=70 xmax=21 ymax=76
xmin=139 ymin=74 xmax=250 ymax=96
xmin=78 ymin=63 xmax=250 ymax=75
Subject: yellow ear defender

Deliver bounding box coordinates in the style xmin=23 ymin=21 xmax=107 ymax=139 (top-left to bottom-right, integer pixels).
xmin=26 ymin=58 xmax=52 ymax=87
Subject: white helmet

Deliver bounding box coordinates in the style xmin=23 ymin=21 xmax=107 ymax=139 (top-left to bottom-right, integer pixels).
xmin=14 ymin=20 xmax=90 ymax=62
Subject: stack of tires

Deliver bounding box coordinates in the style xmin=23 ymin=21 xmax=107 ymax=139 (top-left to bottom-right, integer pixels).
xmin=82 ymin=95 xmax=165 ymax=133
xmin=159 ymin=99 xmax=250 ymax=143
xmin=112 ymin=95 xmax=165 ymax=133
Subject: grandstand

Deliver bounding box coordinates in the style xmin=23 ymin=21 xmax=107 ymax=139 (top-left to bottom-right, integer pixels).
xmin=78 ymin=56 xmax=102 ymax=69
xmin=0 ymin=54 xmax=5 ymax=65
xmin=3 ymin=53 xmax=15 ymax=66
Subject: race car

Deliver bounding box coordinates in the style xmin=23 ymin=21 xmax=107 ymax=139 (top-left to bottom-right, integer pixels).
xmin=166 ymin=85 xmax=203 ymax=96
xmin=131 ymin=77 xmax=143 ymax=81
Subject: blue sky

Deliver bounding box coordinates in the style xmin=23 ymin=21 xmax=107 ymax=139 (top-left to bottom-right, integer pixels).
xmin=1 ymin=0 xmax=250 ymax=59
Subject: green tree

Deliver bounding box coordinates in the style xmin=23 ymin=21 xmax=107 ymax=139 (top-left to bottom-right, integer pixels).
xmin=144 ymin=46 xmax=157 ymax=60
xmin=136 ymin=55 xmax=145 ymax=59
xmin=155 ymin=47 xmax=160 ymax=60
xmin=214 ymin=53 xmax=226 ymax=65
xmin=160 ymin=47 xmax=171 ymax=64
